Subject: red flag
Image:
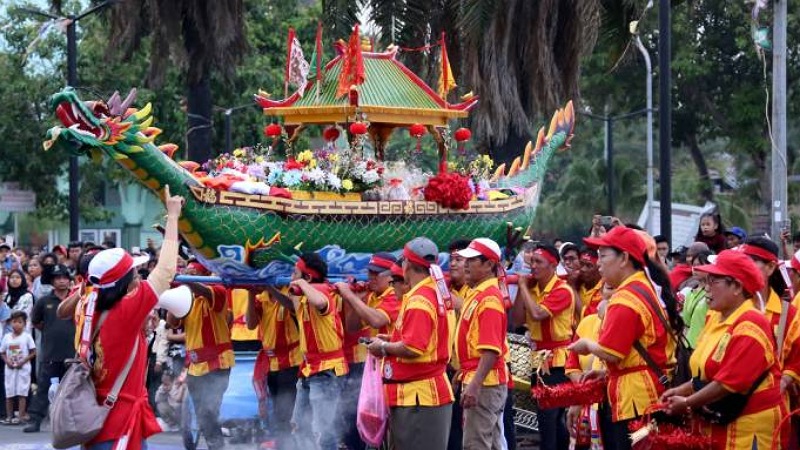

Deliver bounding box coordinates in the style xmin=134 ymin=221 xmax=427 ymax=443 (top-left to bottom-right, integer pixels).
xmin=336 ymin=25 xmax=366 ymax=98
xmin=284 ymin=27 xmax=295 ymax=97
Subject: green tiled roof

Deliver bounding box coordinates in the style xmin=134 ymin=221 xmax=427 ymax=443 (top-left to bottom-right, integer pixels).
xmin=294 ymin=55 xmax=444 ymax=110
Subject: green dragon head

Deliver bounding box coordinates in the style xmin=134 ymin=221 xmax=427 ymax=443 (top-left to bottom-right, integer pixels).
xmin=43 ymin=87 xmax=159 ymax=161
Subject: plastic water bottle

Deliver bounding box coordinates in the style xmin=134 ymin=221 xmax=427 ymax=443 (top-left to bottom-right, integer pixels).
xmin=48 ymin=377 xmax=60 ymax=402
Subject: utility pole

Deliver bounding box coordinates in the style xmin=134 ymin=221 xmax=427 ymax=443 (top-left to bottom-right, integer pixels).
xmin=659 ymin=0 xmax=672 ymax=245
xmin=18 ymin=1 xmax=117 ymax=242
xmin=223 ymin=104 xmax=261 ymax=154
xmin=771 ymin=0 xmax=788 ymax=250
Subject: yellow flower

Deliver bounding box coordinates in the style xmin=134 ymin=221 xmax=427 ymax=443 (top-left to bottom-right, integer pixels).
xmin=342 ymin=179 xmax=354 ymax=191
xmin=233 ymin=149 xmax=245 ymax=157
xmin=328 ymin=153 xmax=339 ymax=162
xmin=308 ymin=158 xmax=317 ymax=169
xmin=297 ymin=149 xmax=314 ymax=162
xmin=255 ymin=156 xmax=265 ymax=163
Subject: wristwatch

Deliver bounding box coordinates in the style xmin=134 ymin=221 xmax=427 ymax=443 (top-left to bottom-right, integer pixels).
xmin=380 ymin=341 xmax=388 ymax=357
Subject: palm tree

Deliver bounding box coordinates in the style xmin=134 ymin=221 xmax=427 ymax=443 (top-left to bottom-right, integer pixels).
xmin=75 ymin=0 xmax=248 ymax=163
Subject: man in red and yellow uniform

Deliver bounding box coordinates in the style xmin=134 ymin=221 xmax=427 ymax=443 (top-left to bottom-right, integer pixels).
xmin=446 ymin=239 xmax=471 ymax=450
xmin=336 ymin=252 xmax=400 ymax=450
xmin=168 ymin=261 xmax=234 ymax=450
xmin=368 ymin=237 xmax=454 ymax=449
xmin=578 ymin=248 xmax=603 ymax=320
xmin=513 ymin=243 xmax=576 ymax=450
xmin=571 ymin=226 xmax=676 ymax=450
xmin=455 ymin=238 xmax=509 ymax=449
xmin=246 ymin=286 xmax=302 ymax=448
xmin=267 ymin=252 xmax=347 ymax=450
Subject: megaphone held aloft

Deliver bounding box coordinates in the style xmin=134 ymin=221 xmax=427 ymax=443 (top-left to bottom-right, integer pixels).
xmin=157 ymin=285 xmax=192 ymax=318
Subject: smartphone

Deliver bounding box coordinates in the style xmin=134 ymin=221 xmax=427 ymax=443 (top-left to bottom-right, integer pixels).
xmin=600 ymin=216 xmax=614 ymax=228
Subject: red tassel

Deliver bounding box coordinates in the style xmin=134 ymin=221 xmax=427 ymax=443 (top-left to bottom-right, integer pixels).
xmin=531 ymin=378 xmax=607 ymax=410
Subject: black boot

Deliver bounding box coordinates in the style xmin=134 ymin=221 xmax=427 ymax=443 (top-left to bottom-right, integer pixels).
xmin=23 ymin=420 xmax=40 ymax=433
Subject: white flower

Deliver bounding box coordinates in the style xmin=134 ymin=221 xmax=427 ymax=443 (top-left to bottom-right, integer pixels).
xmin=326 ymin=173 xmax=342 ymax=190
xmin=361 ymin=170 xmax=380 ymax=185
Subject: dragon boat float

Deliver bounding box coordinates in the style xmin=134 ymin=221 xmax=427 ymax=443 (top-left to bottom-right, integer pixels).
xmin=43 ymin=30 xmax=575 ymax=283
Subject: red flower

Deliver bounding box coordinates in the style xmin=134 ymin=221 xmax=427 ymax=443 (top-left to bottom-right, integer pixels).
xmin=423 ymin=172 xmax=472 ymax=210
xmin=284 ymin=158 xmax=304 ymax=170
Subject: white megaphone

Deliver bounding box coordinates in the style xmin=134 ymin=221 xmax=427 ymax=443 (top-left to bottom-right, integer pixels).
xmin=157 ymin=285 xmax=193 ymax=318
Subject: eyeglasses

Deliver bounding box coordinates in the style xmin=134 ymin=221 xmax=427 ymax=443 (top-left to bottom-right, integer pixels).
xmin=706 ymin=275 xmax=734 ymax=287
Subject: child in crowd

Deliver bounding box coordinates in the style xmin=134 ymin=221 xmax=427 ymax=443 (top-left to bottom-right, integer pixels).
xmin=155 ymin=370 xmax=186 ymax=431
xmin=694 ymin=212 xmax=726 ymax=254
xmin=0 ymin=311 xmax=36 ymax=424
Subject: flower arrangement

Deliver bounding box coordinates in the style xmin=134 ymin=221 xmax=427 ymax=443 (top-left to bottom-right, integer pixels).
xmin=202 ymin=146 xmax=384 ymax=194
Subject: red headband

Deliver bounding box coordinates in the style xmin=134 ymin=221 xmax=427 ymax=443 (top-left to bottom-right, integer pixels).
xmin=187 ymin=261 xmax=210 ymax=275
xmin=533 ymin=248 xmax=558 ymax=265
xmin=580 ymin=253 xmax=598 ymax=264
xmin=95 ymin=253 xmax=133 ymax=287
xmin=467 ymin=240 xmax=501 ymax=262
xmin=403 ymin=245 xmax=433 ymax=268
xmin=791 ymin=257 xmax=800 ymax=273
xmin=740 ymin=244 xmax=778 ymax=263
xmin=369 ymin=256 xmax=395 ymax=271
xmin=296 ymin=258 xmax=322 ymax=280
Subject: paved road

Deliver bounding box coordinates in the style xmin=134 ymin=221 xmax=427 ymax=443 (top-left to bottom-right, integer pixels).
xmin=0 ymin=421 xmax=191 ymax=450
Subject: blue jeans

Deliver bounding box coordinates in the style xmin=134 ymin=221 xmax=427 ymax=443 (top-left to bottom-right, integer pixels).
xmin=84 ymin=440 xmax=148 ymax=450
xmin=293 ymin=370 xmax=343 ymax=450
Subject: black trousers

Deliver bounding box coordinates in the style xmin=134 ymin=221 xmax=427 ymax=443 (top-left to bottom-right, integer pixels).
xmin=598 ymin=401 xmax=632 ymax=450
xmin=28 ymin=360 xmax=67 ymax=422
xmin=187 ymin=369 xmax=230 ymax=448
xmin=266 ymin=366 xmax=298 ymax=447
xmin=503 ymin=384 xmax=516 ymax=450
xmin=338 ymin=362 xmax=366 ymax=450
xmin=532 ymin=367 xmax=570 ymax=450
xmin=447 ymin=382 xmax=463 ymax=450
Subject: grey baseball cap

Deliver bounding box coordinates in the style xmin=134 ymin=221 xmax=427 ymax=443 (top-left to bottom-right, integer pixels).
xmin=405 ymin=237 xmax=439 ymax=265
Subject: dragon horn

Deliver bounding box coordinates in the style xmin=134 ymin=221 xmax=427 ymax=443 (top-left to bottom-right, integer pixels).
xmin=107 ymin=91 xmax=121 ymax=113
xmin=120 ymin=88 xmax=137 ymax=112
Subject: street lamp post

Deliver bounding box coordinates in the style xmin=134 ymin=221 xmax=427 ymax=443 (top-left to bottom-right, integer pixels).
xmin=632 ymin=22 xmax=655 ymax=234
xmin=17 ymin=1 xmax=117 ymax=242
xmin=579 ymin=108 xmax=650 ymax=217
xmin=658 ymin=0 xmax=673 ymax=245
xmin=223 ymin=103 xmax=261 ymax=154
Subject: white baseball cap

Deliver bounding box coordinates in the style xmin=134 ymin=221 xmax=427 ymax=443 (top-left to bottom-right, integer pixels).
xmin=88 ymin=248 xmax=150 ymax=288
xmin=457 ymin=238 xmax=502 ymax=262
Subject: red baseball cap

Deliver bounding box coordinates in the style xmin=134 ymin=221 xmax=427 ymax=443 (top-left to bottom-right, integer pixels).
xmin=693 ymin=250 xmax=765 ymax=295
xmin=583 ymin=226 xmax=647 ymax=265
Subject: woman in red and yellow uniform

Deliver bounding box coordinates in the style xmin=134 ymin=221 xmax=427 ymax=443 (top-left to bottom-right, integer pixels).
xmin=662 ymin=250 xmax=787 ymax=449
xmin=740 ymin=237 xmax=800 ymax=392
xmin=570 ymin=226 xmax=681 ymax=450
xmin=247 ymin=286 xmax=302 ymax=448
xmin=368 ymin=237 xmax=454 ymax=450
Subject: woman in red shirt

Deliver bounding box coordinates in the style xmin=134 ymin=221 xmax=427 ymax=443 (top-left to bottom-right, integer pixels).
xmin=83 ymin=185 xmax=184 ymax=450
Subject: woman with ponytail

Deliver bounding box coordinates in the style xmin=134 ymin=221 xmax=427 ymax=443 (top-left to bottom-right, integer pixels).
xmin=569 ymin=226 xmax=680 ymax=450
xmin=82 ymin=185 xmax=184 ymax=450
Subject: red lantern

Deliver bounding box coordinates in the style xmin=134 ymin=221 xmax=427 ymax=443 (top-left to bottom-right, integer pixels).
xmin=323 ymin=127 xmax=341 ymax=142
xmin=349 ymin=122 xmax=368 ymax=135
xmin=454 ymin=127 xmax=472 ymax=154
xmin=264 ymin=123 xmax=282 ymax=138
xmin=409 ymin=123 xmax=426 ymax=153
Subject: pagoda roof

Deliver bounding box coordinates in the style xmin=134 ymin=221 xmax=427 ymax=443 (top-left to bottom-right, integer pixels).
xmin=257 ymin=47 xmax=477 ymax=127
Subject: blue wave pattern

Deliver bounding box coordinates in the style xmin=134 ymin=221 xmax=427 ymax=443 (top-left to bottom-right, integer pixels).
xmin=193 ymin=245 xmax=454 ymax=284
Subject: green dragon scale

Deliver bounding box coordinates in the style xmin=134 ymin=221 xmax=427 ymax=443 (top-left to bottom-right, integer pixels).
xmin=43 ymin=88 xmax=574 ymax=278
